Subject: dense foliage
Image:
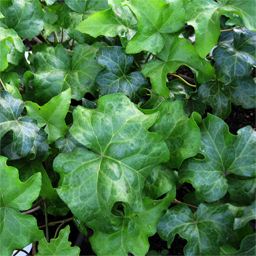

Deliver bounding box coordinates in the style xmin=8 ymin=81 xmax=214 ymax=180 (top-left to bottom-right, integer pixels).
xmin=0 ymin=0 xmax=255 ymax=255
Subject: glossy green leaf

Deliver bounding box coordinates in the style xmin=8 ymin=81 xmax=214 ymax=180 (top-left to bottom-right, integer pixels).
xmin=179 ymin=114 xmax=256 ymax=202
xmin=0 ymin=0 xmax=44 ymax=38
xmin=0 ymin=156 xmax=44 ymax=256
xmin=198 ymin=77 xmax=256 ymax=119
xmin=213 ymin=28 xmax=256 ymax=84
xmin=186 ymin=0 xmax=256 ymax=57
xmin=26 ymin=89 xmax=71 ymax=143
xmin=36 ymin=225 xmax=80 ymax=256
xmin=142 ymin=34 xmax=215 ymax=98
xmin=54 ymin=94 xmax=170 ymax=222
xmin=76 ymin=0 xmax=136 ymax=39
xmin=0 ymin=91 xmax=39 ymax=158
xmin=157 ymin=203 xmax=234 ymax=255
xmin=96 ymin=46 xmax=148 ymax=102
xmin=43 ymin=6 xmax=61 ymax=37
xmin=125 ymin=0 xmax=185 ymax=54
xmin=26 ymin=44 xmax=102 ymax=104
xmin=234 ymin=200 xmax=256 ymax=230
xmin=88 ymin=193 xmax=175 ymax=256
xmin=140 ymin=101 xmax=201 ymax=168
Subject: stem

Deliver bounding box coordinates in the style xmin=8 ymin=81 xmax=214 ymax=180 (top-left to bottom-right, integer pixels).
xmin=206 ymin=55 xmax=213 ymax=60
xmin=168 ymin=73 xmax=196 ymax=88
xmin=133 ymin=56 xmax=140 ymax=68
xmin=13 ymin=249 xmax=29 ymax=256
xmin=34 ymin=37 xmax=43 ymax=44
xmin=38 ymin=217 xmax=73 ymax=229
xmin=145 ymin=53 xmax=152 ymax=64
xmin=21 ymin=205 xmax=41 ymax=215
xmin=44 ymin=200 xmax=49 ymax=243
xmin=71 ymin=39 xmax=75 ymax=50
xmin=61 ymin=28 xmax=64 ymax=43
xmin=54 ymin=31 xmax=60 ymax=43
xmin=221 ymin=28 xmax=233 ymax=32
xmin=41 ymin=32 xmax=51 ymax=45
xmin=54 ymin=221 xmax=65 ymax=239
xmin=0 ymin=78 xmax=7 ymax=91
xmin=32 ymin=197 xmax=45 ymax=208
xmin=32 ymin=242 xmax=37 ymax=255
xmin=172 ymin=199 xmax=198 ymax=209
xmin=112 ymin=36 xmax=117 ymax=46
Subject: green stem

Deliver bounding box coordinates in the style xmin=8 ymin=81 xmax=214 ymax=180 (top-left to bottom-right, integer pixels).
xmin=44 ymin=200 xmax=49 ymax=243
xmin=220 ymin=28 xmax=233 ymax=32
xmin=168 ymin=73 xmax=196 ymax=88
xmin=32 ymin=197 xmax=45 ymax=208
xmin=133 ymin=56 xmax=140 ymax=68
xmin=61 ymin=28 xmax=64 ymax=43
xmin=172 ymin=199 xmax=198 ymax=209
xmin=0 ymin=78 xmax=7 ymax=91
xmin=54 ymin=31 xmax=60 ymax=43
xmin=145 ymin=53 xmax=152 ymax=64
xmin=54 ymin=221 xmax=66 ymax=239
xmin=39 ymin=217 xmax=73 ymax=229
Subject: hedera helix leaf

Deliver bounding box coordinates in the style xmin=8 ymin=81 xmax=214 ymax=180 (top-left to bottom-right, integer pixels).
xmin=76 ymin=0 xmax=137 ymax=40
xmin=186 ymin=0 xmax=256 ymax=58
xmin=25 ymin=44 xmax=102 ymax=104
xmin=125 ymin=0 xmax=185 ymax=55
xmin=198 ymin=78 xmax=256 ymax=119
xmin=0 ymin=156 xmax=44 ymax=256
xmin=25 ymin=89 xmax=71 ymax=144
xmin=140 ymin=100 xmax=202 ymax=169
xmin=36 ymin=225 xmax=80 ymax=256
xmin=142 ymin=33 xmax=215 ymax=98
xmin=53 ymin=94 xmax=170 ymax=222
xmin=0 ymin=0 xmax=44 ymax=38
xmin=213 ymin=27 xmax=256 ymax=84
xmin=87 ymin=192 xmax=175 ymax=256
xmin=157 ymin=203 xmax=234 ymax=256
xmin=179 ymin=114 xmax=256 ymax=202
xmin=0 ymin=91 xmax=40 ymax=158
xmin=96 ymin=46 xmax=148 ymax=102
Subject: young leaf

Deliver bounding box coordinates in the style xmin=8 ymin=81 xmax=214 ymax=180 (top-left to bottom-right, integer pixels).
xmin=186 ymin=0 xmax=256 ymax=57
xmin=96 ymin=46 xmax=148 ymax=102
xmin=157 ymin=203 xmax=234 ymax=256
xmin=179 ymin=114 xmax=256 ymax=202
xmin=140 ymin=100 xmax=201 ymax=168
xmin=36 ymin=225 xmax=80 ymax=256
xmin=26 ymin=44 xmax=102 ymax=104
xmin=142 ymin=34 xmax=215 ymax=98
xmin=198 ymin=77 xmax=256 ymax=119
xmin=0 ymin=91 xmax=39 ymax=158
xmin=88 ymin=193 xmax=175 ymax=256
xmin=125 ymin=0 xmax=185 ymax=54
xmin=0 ymin=0 xmax=44 ymax=38
xmin=0 ymin=156 xmax=44 ymax=256
xmin=54 ymin=94 xmax=170 ymax=222
xmin=25 ymin=89 xmax=71 ymax=144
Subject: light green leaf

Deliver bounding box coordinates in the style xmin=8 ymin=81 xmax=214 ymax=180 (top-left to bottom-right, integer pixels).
xmin=96 ymin=46 xmax=148 ymax=102
xmin=36 ymin=225 xmax=80 ymax=256
xmin=142 ymin=34 xmax=215 ymax=98
xmin=88 ymin=192 xmax=175 ymax=256
xmin=198 ymin=78 xmax=256 ymax=119
xmin=186 ymin=0 xmax=256 ymax=57
xmin=179 ymin=114 xmax=256 ymax=202
xmin=234 ymin=200 xmax=256 ymax=230
xmin=140 ymin=101 xmax=201 ymax=168
xmin=54 ymin=94 xmax=170 ymax=222
xmin=0 ymin=156 xmax=44 ymax=256
xmin=0 ymin=0 xmax=44 ymax=38
xmin=27 ymin=44 xmax=102 ymax=104
xmin=157 ymin=203 xmax=234 ymax=256
xmin=125 ymin=0 xmax=185 ymax=54
xmin=26 ymin=89 xmax=71 ymax=144
xmin=43 ymin=6 xmax=61 ymax=37
xmin=0 ymin=91 xmax=39 ymax=158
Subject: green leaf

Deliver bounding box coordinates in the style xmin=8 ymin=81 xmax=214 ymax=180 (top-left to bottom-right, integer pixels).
xmin=0 ymin=27 xmax=23 ymax=72
xmin=88 ymin=192 xmax=175 ymax=256
xmin=157 ymin=203 xmax=234 ymax=255
xmin=234 ymin=200 xmax=256 ymax=230
xmin=198 ymin=78 xmax=256 ymax=119
xmin=0 ymin=91 xmax=40 ymax=158
xmin=142 ymin=34 xmax=215 ymax=98
xmin=186 ymin=0 xmax=256 ymax=57
xmin=140 ymin=101 xmax=201 ymax=168
xmin=43 ymin=6 xmax=61 ymax=38
xmin=0 ymin=0 xmax=44 ymax=38
xmin=0 ymin=156 xmax=44 ymax=256
xmin=36 ymin=225 xmax=80 ymax=256
xmin=26 ymin=89 xmax=71 ymax=143
xmin=125 ymin=0 xmax=185 ymax=54
xmin=27 ymin=44 xmax=102 ymax=104
xmin=96 ymin=46 xmax=148 ymax=102
xmin=54 ymin=94 xmax=170 ymax=222
xmin=76 ymin=0 xmax=136 ymax=39
xmin=213 ymin=28 xmax=256 ymax=84
xmin=179 ymin=114 xmax=256 ymax=202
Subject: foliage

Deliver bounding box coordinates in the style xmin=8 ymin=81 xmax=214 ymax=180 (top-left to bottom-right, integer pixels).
xmin=0 ymin=0 xmax=255 ymax=255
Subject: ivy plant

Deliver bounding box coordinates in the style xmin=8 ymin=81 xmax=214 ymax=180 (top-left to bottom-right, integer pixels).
xmin=0 ymin=0 xmax=255 ymax=255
